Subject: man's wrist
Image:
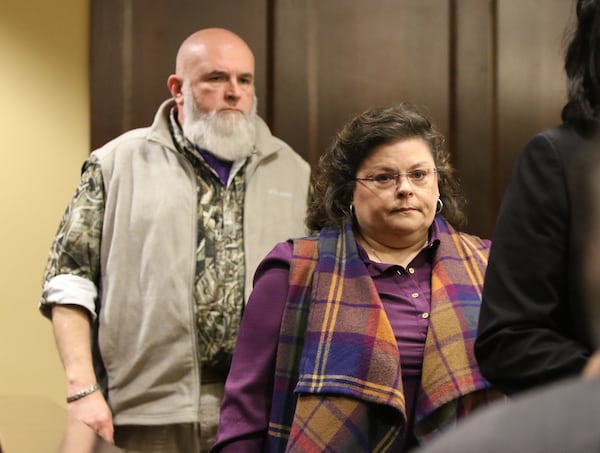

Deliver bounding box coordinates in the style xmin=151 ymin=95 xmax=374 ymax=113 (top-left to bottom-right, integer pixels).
xmin=66 ymin=383 xmax=100 ymax=403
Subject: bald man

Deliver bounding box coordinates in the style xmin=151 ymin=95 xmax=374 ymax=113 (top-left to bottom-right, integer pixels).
xmin=40 ymin=28 xmax=310 ymax=452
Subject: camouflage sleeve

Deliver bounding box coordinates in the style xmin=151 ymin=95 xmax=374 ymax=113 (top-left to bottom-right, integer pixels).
xmin=42 ymin=157 xmax=104 ymax=287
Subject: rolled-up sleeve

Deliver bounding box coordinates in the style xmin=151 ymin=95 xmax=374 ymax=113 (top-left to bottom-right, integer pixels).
xmin=39 ymin=158 xmax=105 ymax=319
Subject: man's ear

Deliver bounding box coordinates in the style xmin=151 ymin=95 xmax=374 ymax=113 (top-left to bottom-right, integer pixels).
xmin=167 ymin=75 xmax=183 ymax=100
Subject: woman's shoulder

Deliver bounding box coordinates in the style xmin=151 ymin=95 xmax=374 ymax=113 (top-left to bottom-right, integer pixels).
xmin=436 ymin=217 xmax=491 ymax=250
xmin=262 ymin=241 xmax=294 ymax=264
xmin=456 ymin=231 xmax=492 ymax=251
xmin=264 ymin=235 xmax=320 ymax=262
xmin=434 ymin=219 xmax=491 ymax=265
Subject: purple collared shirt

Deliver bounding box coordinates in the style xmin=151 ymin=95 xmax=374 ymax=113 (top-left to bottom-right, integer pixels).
xmin=214 ymin=228 xmax=440 ymax=452
xmin=199 ymin=148 xmax=233 ymax=185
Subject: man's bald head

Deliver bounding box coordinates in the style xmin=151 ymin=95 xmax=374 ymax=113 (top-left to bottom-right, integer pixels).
xmin=174 ymin=28 xmax=255 ymax=79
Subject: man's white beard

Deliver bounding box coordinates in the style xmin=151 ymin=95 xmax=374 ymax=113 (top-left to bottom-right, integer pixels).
xmin=181 ymin=84 xmax=257 ymax=161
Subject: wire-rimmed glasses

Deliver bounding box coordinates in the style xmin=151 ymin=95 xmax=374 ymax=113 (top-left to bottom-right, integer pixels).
xmin=355 ymin=168 xmax=438 ymax=189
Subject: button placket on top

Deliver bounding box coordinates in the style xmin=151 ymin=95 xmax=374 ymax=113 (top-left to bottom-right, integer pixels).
xmin=393 ymin=267 xmax=430 ymax=332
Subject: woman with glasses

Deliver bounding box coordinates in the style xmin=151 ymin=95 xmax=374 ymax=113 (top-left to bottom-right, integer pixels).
xmin=211 ymin=103 xmax=502 ymax=453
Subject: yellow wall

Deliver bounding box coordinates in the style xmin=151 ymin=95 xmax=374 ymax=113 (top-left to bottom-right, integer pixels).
xmin=0 ymin=0 xmax=90 ymax=450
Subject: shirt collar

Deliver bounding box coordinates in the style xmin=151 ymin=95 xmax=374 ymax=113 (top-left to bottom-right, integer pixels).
xmin=168 ymin=107 xmax=190 ymax=154
xmin=168 ymin=107 xmax=248 ymax=185
xmin=357 ymin=222 xmax=441 ymax=275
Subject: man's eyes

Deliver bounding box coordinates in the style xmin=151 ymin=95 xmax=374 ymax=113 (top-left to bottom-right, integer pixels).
xmin=206 ymin=74 xmax=226 ymax=81
xmin=205 ymin=74 xmax=253 ymax=85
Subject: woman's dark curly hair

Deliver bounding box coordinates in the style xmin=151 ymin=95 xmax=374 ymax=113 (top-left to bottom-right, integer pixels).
xmin=305 ymin=103 xmax=467 ymax=233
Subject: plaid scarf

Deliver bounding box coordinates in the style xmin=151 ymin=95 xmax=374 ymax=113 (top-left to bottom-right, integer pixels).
xmin=267 ymin=217 xmax=498 ymax=452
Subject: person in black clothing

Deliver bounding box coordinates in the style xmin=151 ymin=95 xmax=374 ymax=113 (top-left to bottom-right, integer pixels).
xmin=475 ymin=0 xmax=599 ymax=394
xmin=415 ymin=120 xmax=600 ymax=453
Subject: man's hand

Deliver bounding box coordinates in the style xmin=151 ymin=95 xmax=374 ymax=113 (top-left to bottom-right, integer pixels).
xmin=582 ymin=350 xmax=600 ymax=379
xmin=67 ymin=390 xmax=114 ymax=444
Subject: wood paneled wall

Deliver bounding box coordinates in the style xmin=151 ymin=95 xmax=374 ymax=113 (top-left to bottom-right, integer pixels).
xmin=91 ymin=0 xmax=575 ymax=238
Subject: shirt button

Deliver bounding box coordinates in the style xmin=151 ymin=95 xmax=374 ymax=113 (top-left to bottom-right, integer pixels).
xmin=408 ymin=267 xmax=415 ymax=274
xmin=422 ymin=312 xmax=430 ymax=319
xmin=412 ymin=292 xmax=419 ymax=298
